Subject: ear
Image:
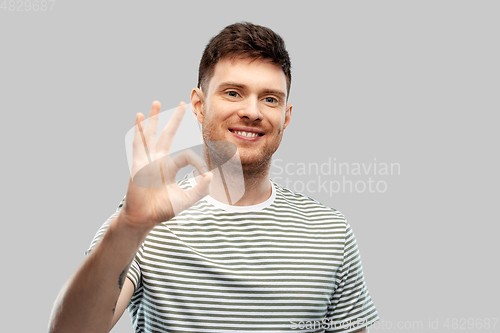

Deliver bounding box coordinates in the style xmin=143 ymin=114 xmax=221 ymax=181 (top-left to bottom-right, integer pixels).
xmin=190 ymin=87 xmax=206 ymax=124
xmin=283 ymin=103 xmax=292 ymax=130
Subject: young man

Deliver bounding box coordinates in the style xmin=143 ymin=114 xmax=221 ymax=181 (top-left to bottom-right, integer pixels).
xmin=49 ymin=22 xmax=378 ymax=333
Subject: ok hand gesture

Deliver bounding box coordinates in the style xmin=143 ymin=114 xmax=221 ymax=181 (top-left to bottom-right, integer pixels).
xmin=119 ymin=101 xmax=212 ymax=232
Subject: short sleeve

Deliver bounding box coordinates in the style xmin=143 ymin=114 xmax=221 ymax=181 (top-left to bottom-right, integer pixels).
xmin=325 ymin=223 xmax=379 ymax=332
xmin=84 ymin=196 xmax=142 ymax=290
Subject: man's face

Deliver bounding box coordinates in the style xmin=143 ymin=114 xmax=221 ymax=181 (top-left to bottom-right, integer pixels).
xmin=193 ymin=57 xmax=292 ymax=169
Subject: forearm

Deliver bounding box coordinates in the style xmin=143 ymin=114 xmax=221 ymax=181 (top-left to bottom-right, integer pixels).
xmin=49 ymin=214 xmax=150 ymax=333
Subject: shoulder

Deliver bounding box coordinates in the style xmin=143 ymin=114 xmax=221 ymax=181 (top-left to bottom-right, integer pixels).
xmin=271 ymin=180 xmax=347 ymax=223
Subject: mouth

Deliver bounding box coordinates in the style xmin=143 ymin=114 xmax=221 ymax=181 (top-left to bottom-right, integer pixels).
xmin=228 ymin=128 xmax=264 ymax=139
xmin=229 ymin=128 xmax=264 ymax=141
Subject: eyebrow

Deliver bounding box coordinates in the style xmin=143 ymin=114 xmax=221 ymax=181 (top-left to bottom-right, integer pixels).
xmin=217 ymin=82 xmax=246 ymax=90
xmin=217 ymin=81 xmax=287 ymax=100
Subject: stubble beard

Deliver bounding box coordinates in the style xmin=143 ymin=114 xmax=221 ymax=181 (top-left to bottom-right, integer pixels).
xmin=201 ymin=122 xmax=283 ymax=179
xmin=200 ymin=116 xmax=284 ymax=204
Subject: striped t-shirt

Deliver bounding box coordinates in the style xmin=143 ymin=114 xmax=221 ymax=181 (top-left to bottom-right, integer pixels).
xmin=87 ymin=173 xmax=379 ymax=333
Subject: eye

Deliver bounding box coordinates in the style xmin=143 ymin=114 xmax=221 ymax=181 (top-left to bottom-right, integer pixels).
xmin=226 ymin=91 xmax=240 ymax=98
xmin=264 ymin=97 xmax=278 ymax=104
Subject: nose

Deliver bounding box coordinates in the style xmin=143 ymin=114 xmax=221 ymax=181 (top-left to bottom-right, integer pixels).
xmin=237 ymin=98 xmax=263 ymax=121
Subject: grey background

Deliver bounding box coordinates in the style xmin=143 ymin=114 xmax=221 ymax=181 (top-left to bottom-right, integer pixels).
xmin=1 ymin=1 xmax=498 ymax=332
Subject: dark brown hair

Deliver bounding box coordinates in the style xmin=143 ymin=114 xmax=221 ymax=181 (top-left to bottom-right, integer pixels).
xmin=197 ymin=22 xmax=292 ymax=99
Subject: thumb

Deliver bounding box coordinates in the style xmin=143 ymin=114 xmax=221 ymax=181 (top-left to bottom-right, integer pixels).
xmin=183 ymin=171 xmax=213 ymax=206
xmin=174 ymin=172 xmax=213 ymax=215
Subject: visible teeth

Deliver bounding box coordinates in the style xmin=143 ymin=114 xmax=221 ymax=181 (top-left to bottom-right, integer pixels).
xmin=235 ymin=131 xmax=259 ymax=138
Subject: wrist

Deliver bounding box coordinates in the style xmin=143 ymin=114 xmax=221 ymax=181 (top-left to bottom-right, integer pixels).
xmin=109 ymin=212 xmax=153 ymax=247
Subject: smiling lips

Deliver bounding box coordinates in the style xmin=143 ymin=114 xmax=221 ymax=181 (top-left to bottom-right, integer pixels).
xmin=229 ymin=127 xmax=264 ymax=141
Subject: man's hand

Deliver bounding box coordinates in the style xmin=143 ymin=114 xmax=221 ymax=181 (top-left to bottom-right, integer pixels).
xmin=48 ymin=101 xmax=212 ymax=333
xmin=119 ymin=101 xmax=212 ymax=231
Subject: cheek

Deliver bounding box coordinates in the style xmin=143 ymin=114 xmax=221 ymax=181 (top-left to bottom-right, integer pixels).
xmin=271 ymin=115 xmax=286 ymax=130
xmin=205 ymin=102 xmax=231 ymax=122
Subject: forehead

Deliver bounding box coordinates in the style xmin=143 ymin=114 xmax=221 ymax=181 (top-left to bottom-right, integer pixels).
xmin=207 ymin=57 xmax=287 ymax=95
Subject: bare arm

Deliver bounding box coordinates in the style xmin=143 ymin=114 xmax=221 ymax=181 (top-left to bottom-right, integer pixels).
xmin=48 ymin=215 xmax=148 ymax=333
xmin=48 ymin=101 xmax=212 ymax=333
xmin=110 ymin=278 xmax=135 ymax=329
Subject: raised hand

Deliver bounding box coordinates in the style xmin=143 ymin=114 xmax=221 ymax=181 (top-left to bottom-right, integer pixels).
xmin=118 ymin=101 xmax=212 ymax=231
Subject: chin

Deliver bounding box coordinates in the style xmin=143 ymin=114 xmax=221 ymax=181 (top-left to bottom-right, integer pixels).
xmin=239 ymin=153 xmax=272 ymax=170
